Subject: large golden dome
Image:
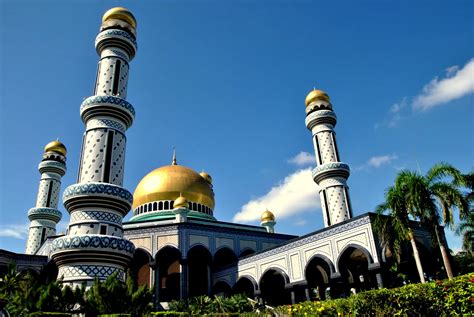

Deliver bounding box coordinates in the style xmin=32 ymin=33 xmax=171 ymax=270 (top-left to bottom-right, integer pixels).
xmin=44 ymin=140 xmax=67 ymax=156
xmin=133 ymin=164 xmax=215 ymax=210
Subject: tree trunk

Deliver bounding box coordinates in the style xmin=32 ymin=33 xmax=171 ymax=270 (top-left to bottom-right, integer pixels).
xmin=408 ymin=231 xmax=426 ymax=283
xmin=434 ymin=225 xmax=454 ymax=279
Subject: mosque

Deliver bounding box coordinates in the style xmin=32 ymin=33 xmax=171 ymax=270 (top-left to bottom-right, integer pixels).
xmin=0 ymin=7 xmax=441 ymax=307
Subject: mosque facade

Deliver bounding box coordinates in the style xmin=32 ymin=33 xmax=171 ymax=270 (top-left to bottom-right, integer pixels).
xmin=0 ymin=7 xmax=441 ymax=306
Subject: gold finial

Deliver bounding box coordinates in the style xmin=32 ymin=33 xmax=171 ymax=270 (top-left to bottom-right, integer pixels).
xmin=44 ymin=140 xmax=67 ymax=156
xmin=261 ymin=209 xmax=275 ymax=222
xmin=174 ymin=193 xmax=189 ymax=209
xmin=172 ymin=147 xmax=177 ymax=165
xmin=200 ymin=171 xmax=213 ymax=184
xmin=305 ymin=88 xmax=330 ymax=107
xmin=102 ymin=7 xmax=137 ymax=29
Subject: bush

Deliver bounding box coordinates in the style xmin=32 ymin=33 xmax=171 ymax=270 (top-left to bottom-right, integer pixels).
xmin=98 ymin=315 xmax=132 ymax=317
xmin=27 ymin=313 xmax=72 ymax=317
xmin=278 ymin=273 xmax=474 ymax=316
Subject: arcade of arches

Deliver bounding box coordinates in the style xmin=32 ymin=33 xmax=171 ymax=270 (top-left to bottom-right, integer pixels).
xmin=129 ymin=244 xmax=387 ymax=305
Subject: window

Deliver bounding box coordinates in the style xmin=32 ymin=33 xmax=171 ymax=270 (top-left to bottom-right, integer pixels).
xmin=100 ymin=225 xmax=107 ymax=235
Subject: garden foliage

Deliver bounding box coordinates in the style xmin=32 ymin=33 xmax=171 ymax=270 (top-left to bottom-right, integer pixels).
xmin=276 ymin=273 xmax=474 ymax=316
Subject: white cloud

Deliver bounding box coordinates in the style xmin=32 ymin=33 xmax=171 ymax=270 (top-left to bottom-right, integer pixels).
xmin=294 ymin=219 xmax=308 ymax=226
xmin=356 ymin=154 xmax=398 ymax=171
xmin=288 ymin=151 xmax=315 ymax=166
xmin=390 ymin=97 xmax=408 ymax=114
xmin=375 ymin=98 xmax=408 ymax=129
xmin=413 ymin=58 xmax=474 ymax=110
xmin=367 ymin=155 xmax=398 ymax=168
xmin=233 ymin=168 xmax=320 ymax=223
xmin=0 ymin=224 xmax=29 ymax=239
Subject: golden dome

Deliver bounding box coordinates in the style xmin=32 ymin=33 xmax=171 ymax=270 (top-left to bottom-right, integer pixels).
xmin=44 ymin=140 xmax=67 ymax=156
xmin=200 ymin=172 xmax=213 ymax=184
xmin=102 ymin=7 xmax=137 ymax=29
xmin=174 ymin=195 xmax=189 ymax=209
xmin=305 ymin=89 xmax=330 ymax=107
xmin=261 ymin=210 xmax=275 ymax=222
xmin=133 ymin=164 xmax=215 ymax=210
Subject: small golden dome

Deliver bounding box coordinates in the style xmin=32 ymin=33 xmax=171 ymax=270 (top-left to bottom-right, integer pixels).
xmin=200 ymin=172 xmax=213 ymax=184
xmin=102 ymin=7 xmax=137 ymax=29
xmin=174 ymin=195 xmax=189 ymax=209
xmin=261 ymin=210 xmax=275 ymax=222
xmin=44 ymin=140 xmax=67 ymax=156
xmin=133 ymin=164 xmax=215 ymax=210
xmin=305 ymin=89 xmax=330 ymax=106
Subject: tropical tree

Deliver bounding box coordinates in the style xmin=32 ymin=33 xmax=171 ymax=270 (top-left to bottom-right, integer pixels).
xmin=422 ymin=163 xmax=468 ymax=279
xmin=457 ymin=171 xmax=474 ymax=252
xmin=375 ymin=171 xmax=427 ymax=283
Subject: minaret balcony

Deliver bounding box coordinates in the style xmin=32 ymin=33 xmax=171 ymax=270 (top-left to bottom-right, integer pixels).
xmin=305 ymin=109 xmax=337 ymax=130
xmin=312 ymin=162 xmax=350 ymax=184
xmin=28 ymin=207 xmax=62 ymax=223
xmin=63 ymin=183 xmax=133 ymax=216
xmin=95 ymin=29 xmax=137 ymax=59
xmin=51 ymin=234 xmax=134 ymax=267
xmin=38 ymin=160 xmax=66 ymax=176
xmin=80 ymin=95 xmax=135 ymax=128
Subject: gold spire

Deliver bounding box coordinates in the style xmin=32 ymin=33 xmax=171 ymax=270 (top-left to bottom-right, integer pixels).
xmin=174 ymin=193 xmax=189 ymax=209
xmin=200 ymin=171 xmax=213 ymax=184
xmin=172 ymin=147 xmax=177 ymax=165
xmin=102 ymin=7 xmax=137 ymax=29
xmin=261 ymin=209 xmax=275 ymax=222
xmin=305 ymin=88 xmax=330 ymax=106
xmin=44 ymin=140 xmax=67 ymax=156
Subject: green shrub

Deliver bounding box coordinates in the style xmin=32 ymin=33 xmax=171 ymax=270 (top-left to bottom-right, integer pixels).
xmin=278 ymin=273 xmax=474 ymax=316
xmin=27 ymin=313 xmax=72 ymax=317
xmin=98 ymin=314 xmax=132 ymax=317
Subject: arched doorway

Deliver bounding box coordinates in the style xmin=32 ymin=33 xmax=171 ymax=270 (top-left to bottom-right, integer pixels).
xmin=259 ymin=269 xmax=291 ymax=306
xmin=187 ymin=245 xmax=212 ymax=298
xmin=212 ymin=281 xmax=232 ymax=297
xmin=156 ymin=246 xmax=182 ymax=302
xmin=41 ymin=260 xmax=59 ymax=284
xmin=337 ymin=245 xmax=374 ymax=296
xmin=305 ymin=255 xmax=333 ymax=300
xmin=130 ymin=248 xmax=152 ymax=287
xmin=213 ymin=247 xmax=238 ymax=271
xmin=233 ymin=276 xmax=256 ymax=299
xmin=239 ymin=248 xmax=256 ymax=257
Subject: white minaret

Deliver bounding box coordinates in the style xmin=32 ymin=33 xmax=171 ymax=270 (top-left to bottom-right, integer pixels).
xmin=25 ymin=140 xmax=67 ymax=254
xmin=51 ymin=7 xmax=137 ymax=287
xmin=305 ymin=89 xmax=353 ymax=227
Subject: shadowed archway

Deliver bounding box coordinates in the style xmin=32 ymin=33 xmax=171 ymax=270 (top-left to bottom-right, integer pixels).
xmin=259 ymin=268 xmax=291 ymax=306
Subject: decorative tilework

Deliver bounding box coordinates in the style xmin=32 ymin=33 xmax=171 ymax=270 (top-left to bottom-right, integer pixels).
xmin=96 ymin=30 xmax=137 ymax=47
xmin=58 ymin=265 xmax=125 ymax=281
xmin=28 ymin=207 xmax=62 ymax=222
xmin=51 ymin=235 xmax=135 ymax=253
xmin=63 ymin=183 xmax=133 ymax=203
xmin=88 ymin=119 xmax=126 ymax=132
xmin=80 ymin=95 xmax=135 ymax=116
xmin=239 ymin=216 xmax=371 ymax=264
xmin=70 ymin=211 xmax=122 ymax=224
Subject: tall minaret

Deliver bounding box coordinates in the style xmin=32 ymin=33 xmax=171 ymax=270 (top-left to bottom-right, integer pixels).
xmin=51 ymin=7 xmax=137 ymax=287
xmin=305 ymin=89 xmax=353 ymax=227
xmin=25 ymin=140 xmax=67 ymax=254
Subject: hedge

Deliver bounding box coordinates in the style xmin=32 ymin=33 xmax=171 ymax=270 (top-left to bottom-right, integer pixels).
xmin=276 ymin=273 xmax=474 ymax=316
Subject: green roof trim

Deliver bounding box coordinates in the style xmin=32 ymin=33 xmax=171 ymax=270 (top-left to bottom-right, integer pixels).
xmin=128 ymin=209 xmax=216 ymax=223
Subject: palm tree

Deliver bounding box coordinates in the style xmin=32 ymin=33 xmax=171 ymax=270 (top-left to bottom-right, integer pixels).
xmin=376 ymin=171 xmax=427 ymax=283
xmin=423 ymin=163 xmax=468 ymax=279
xmin=457 ymin=172 xmax=474 ymax=252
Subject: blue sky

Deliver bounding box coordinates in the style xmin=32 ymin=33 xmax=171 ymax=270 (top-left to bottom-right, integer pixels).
xmin=0 ymin=0 xmax=472 ymax=254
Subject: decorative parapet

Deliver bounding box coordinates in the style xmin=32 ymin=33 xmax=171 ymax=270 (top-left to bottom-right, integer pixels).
xmin=312 ymin=162 xmax=350 ymax=184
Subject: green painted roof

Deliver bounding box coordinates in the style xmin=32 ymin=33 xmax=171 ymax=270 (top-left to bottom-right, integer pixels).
xmin=128 ymin=209 xmax=216 ymax=223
